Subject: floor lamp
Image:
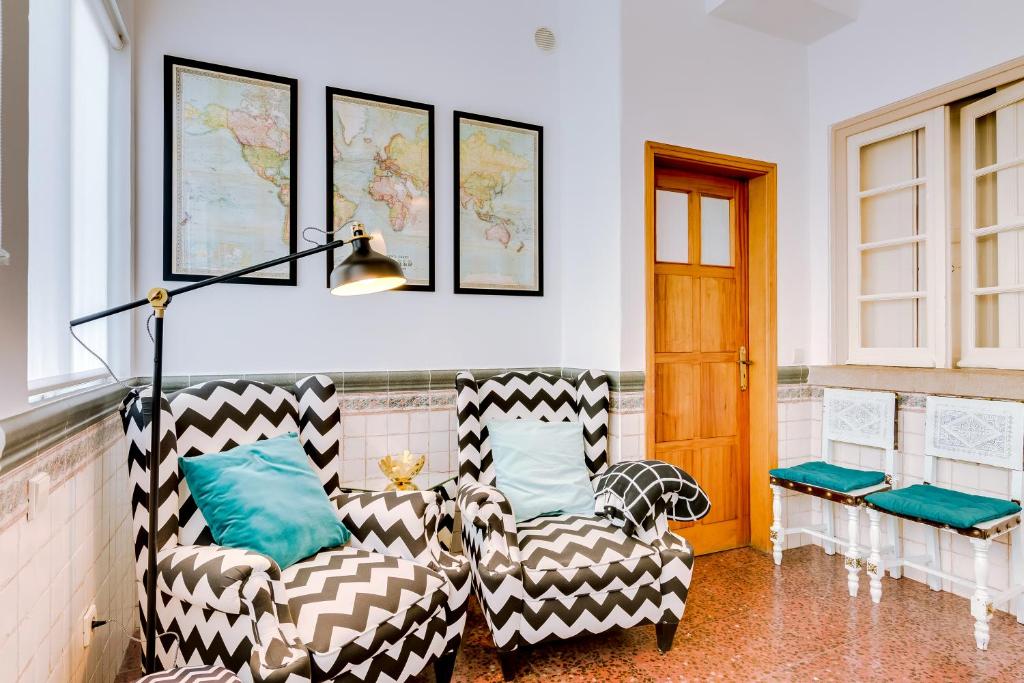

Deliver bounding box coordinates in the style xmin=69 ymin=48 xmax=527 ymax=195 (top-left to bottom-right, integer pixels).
xmin=69 ymin=222 xmax=405 ymax=673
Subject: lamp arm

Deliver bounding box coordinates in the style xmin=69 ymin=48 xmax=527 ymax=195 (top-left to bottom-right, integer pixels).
xmin=66 ymin=230 xmax=360 ymax=673
xmin=69 ymin=235 xmax=358 ymax=327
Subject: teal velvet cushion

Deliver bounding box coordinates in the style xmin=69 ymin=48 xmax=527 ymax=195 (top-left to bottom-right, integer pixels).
xmin=866 ymin=484 xmax=1021 ymax=529
xmin=179 ymin=432 xmax=350 ymax=569
xmin=769 ymin=460 xmax=886 ymax=493
xmin=488 ymin=420 xmax=596 ymax=523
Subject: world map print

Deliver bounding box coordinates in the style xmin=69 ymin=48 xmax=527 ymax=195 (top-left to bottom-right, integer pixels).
xmin=456 ymin=116 xmax=541 ymax=293
xmin=171 ymin=62 xmax=294 ymax=281
xmin=329 ymin=92 xmax=432 ymax=289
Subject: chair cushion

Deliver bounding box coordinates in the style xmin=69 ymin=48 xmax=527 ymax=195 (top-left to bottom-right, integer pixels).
xmin=516 ymin=514 xmax=660 ymax=599
xmin=179 ymin=433 xmax=350 ymax=569
xmin=282 ymin=547 xmax=446 ymax=678
xmin=865 ymin=484 xmax=1022 ymax=529
xmin=770 ymin=460 xmax=886 ymax=493
xmin=489 ymin=420 xmax=597 ymax=522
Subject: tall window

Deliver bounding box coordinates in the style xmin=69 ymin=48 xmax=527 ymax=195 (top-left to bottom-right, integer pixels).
xmin=27 ymin=0 xmax=130 ymax=394
xmin=835 ymin=66 xmax=1024 ymax=372
xmin=959 ymin=82 xmax=1024 ymax=369
xmin=845 ymin=108 xmax=949 ymax=367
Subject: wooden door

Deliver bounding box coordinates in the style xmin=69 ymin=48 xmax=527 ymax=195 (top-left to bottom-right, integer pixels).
xmin=647 ymin=169 xmax=750 ymax=554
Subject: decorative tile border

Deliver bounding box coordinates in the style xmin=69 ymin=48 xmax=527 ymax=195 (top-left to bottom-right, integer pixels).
xmin=0 ymin=413 xmax=122 ymax=530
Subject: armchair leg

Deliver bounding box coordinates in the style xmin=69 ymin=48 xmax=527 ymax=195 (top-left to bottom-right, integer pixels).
xmin=497 ymin=649 xmax=518 ymax=681
xmin=656 ymin=619 xmax=679 ymax=653
xmin=434 ymin=649 xmax=458 ymax=683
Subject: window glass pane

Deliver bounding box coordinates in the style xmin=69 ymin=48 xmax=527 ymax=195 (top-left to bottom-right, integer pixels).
xmin=976 ymin=228 xmax=1024 ymax=289
xmin=655 ymin=189 xmax=688 ymax=263
xmin=976 ymin=111 xmax=997 ymax=170
xmin=700 ymin=196 xmax=731 ymax=266
xmin=975 ymin=171 xmax=998 ymax=230
xmin=976 ymin=293 xmax=1024 ymax=348
xmin=861 ymin=243 xmax=924 ymax=295
xmin=860 ymin=186 xmax=925 ymax=243
xmin=860 ymin=130 xmax=922 ymax=191
xmin=861 ymin=299 xmax=926 ymax=348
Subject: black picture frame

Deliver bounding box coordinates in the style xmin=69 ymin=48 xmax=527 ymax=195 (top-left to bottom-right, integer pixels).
xmin=453 ymin=111 xmax=543 ymax=296
xmin=164 ymin=55 xmax=298 ymax=286
xmin=325 ymin=87 xmax=435 ymax=292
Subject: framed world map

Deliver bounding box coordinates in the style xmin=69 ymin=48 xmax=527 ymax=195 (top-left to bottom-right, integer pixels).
xmin=454 ymin=112 xmax=543 ymax=296
xmin=326 ymin=88 xmax=434 ymax=291
xmin=164 ymin=56 xmax=298 ymax=285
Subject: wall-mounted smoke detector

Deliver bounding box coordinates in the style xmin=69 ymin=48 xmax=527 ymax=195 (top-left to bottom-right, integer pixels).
xmin=534 ymin=27 xmax=557 ymax=53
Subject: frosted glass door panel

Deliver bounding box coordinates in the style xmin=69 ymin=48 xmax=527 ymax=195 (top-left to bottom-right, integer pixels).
xmin=700 ymin=196 xmax=731 ymax=266
xmin=656 ymin=189 xmax=689 ymax=263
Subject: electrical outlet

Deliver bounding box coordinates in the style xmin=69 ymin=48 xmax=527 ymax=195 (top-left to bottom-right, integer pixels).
xmin=82 ymin=604 xmax=97 ymax=648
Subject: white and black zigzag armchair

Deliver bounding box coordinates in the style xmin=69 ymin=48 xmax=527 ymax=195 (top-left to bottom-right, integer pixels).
xmin=120 ymin=376 xmax=469 ymax=683
xmin=455 ymin=370 xmax=696 ymax=680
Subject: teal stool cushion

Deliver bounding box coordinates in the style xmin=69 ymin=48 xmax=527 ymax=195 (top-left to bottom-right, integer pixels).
xmin=769 ymin=460 xmax=886 ymax=493
xmin=865 ymin=484 xmax=1021 ymax=529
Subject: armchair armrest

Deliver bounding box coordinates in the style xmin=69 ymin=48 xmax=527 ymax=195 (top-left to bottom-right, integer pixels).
xmin=156 ymin=544 xmax=311 ymax=683
xmin=156 ymin=544 xmax=280 ymax=614
xmin=456 ymin=482 xmax=521 ymax=570
xmin=331 ymin=489 xmax=440 ymax=564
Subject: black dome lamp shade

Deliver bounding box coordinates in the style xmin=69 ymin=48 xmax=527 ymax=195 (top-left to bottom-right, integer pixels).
xmin=330 ymin=223 xmax=406 ymax=296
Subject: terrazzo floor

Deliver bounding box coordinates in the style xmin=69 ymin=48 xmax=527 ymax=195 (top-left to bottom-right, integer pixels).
xmin=118 ymin=545 xmax=1024 ymax=682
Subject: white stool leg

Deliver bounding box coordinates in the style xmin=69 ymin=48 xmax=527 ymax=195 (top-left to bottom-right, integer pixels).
xmin=844 ymin=504 xmax=861 ymax=597
xmin=822 ymin=499 xmax=835 ymax=555
xmin=867 ymin=508 xmax=883 ymax=603
xmin=971 ymin=538 xmax=993 ymax=650
xmin=925 ymin=526 xmax=943 ymax=591
xmin=770 ymin=485 xmax=784 ymax=566
xmin=887 ymin=515 xmax=903 ymax=579
xmin=1012 ymin=527 xmax=1024 ymax=624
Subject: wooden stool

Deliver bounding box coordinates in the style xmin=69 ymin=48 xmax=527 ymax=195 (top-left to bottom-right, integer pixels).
xmin=865 ymin=395 xmax=1024 ymax=650
xmin=770 ymin=388 xmax=898 ymax=596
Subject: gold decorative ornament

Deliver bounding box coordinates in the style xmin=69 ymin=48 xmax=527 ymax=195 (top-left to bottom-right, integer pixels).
xmin=379 ymin=450 xmax=425 ymax=491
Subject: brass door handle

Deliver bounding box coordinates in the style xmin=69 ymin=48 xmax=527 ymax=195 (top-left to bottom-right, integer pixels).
xmin=737 ymin=346 xmax=752 ymax=391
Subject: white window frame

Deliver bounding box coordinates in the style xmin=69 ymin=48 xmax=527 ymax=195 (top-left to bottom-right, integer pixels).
xmin=959 ymin=81 xmax=1024 ymax=370
xmin=845 ymin=107 xmax=950 ymax=368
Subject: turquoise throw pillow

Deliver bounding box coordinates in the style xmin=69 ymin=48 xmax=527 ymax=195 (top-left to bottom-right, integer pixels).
xmin=488 ymin=420 xmax=596 ymax=523
xmin=179 ymin=433 xmax=350 ymax=569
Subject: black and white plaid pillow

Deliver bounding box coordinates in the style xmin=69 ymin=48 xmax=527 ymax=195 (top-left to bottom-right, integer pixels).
xmin=594 ymin=460 xmax=710 ymax=534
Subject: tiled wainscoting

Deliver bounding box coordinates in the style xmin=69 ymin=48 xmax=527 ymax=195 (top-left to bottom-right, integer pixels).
xmin=337 ymin=386 xmax=647 ymax=490
xmin=0 ymin=414 xmax=135 ymax=683
xmin=776 ymin=383 xmax=1022 ymax=613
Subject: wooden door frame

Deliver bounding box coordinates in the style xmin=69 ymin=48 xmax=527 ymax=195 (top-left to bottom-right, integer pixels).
xmin=644 ymin=141 xmax=778 ymax=552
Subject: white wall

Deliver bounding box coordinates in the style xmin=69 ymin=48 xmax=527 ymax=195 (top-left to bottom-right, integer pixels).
xmin=619 ymin=0 xmax=812 ymax=370
xmin=132 ymin=0 xmax=567 ymax=377
xmin=556 ymin=0 xmax=623 ymax=370
xmin=806 ymin=0 xmax=1024 ymax=364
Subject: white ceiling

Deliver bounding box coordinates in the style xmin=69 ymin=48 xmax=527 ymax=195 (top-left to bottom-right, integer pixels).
xmin=705 ymin=0 xmax=860 ymax=45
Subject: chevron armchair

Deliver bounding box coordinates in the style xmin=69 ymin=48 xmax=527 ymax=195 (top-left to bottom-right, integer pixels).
xmin=119 ymin=375 xmax=468 ymax=683
xmin=455 ymin=370 xmax=696 ymax=680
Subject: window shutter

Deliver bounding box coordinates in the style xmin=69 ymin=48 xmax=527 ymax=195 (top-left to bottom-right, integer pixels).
xmin=959 ymin=81 xmax=1024 ymax=369
xmin=846 ymin=107 xmax=950 ymax=367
